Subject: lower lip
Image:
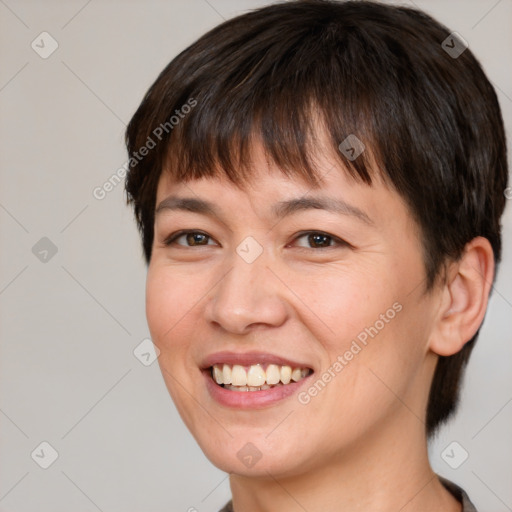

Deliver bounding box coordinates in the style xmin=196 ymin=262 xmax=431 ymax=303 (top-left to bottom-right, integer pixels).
xmin=203 ymin=370 xmax=313 ymax=409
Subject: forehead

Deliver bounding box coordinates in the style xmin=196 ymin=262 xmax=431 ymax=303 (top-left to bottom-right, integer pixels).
xmin=157 ymin=138 xmax=387 ymax=202
xmin=155 ymin=141 xmax=408 ymax=233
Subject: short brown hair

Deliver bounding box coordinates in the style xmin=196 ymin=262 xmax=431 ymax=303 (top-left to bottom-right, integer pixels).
xmin=124 ymin=0 xmax=508 ymax=436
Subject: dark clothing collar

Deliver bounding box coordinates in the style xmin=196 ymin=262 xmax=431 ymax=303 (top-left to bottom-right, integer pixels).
xmin=218 ymin=475 xmax=478 ymax=511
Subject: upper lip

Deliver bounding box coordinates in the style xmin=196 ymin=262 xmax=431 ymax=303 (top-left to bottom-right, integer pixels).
xmin=201 ymin=351 xmax=313 ymax=370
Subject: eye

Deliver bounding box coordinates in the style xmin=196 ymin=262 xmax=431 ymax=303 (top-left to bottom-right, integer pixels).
xmin=292 ymin=231 xmax=349 ymax=249
xmin=163 ymin=230 xmax=217 ymax=247
xmin=162 ymin=230 xmax=350 ymax=250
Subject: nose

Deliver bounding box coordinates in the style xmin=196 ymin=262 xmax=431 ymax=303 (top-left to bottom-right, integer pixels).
xmin=204 ymin=249 xmax=289 ymax=334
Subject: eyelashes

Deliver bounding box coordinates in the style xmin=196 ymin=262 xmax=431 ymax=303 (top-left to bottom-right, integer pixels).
xmin=164 ymin=230 xmax=213 ymax=247
xmin=292 ymin=231 xmax=350 ymax=249
xmin=163 ymin=230 xmax=351 ymax=250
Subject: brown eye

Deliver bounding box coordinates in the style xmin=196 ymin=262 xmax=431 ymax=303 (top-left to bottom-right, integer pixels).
xmin=164 ymin=230 xmax=215 ymax=247
xmin=185 ymin=232 xmax=209 ymax=246
xmin=307 ymin=233 xmax=332 ymax=248
xmin=293 ymin=231 xmax=348 ymax=249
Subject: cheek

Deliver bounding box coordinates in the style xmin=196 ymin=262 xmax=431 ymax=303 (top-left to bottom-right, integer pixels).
xmin=145 ymin=265 xmax=206 ymax=427
xmin=288 ymin=266 xmax=394 ymax=351
xmin=290 ymin=266 xmax=429 ymax=404
xmin=145 ymin=264 xmax=207 ymax=372
xmin=145 ymin=268 xmax=173 ymax=340
xmin=309 ymin=250 xmax=428 ymax=364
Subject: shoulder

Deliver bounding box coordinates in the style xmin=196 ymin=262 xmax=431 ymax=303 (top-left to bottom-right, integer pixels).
xmin=218 ymin=501 xmax=233 ymax=512
xmin=439 ymin=475 xmax=479 ymax=512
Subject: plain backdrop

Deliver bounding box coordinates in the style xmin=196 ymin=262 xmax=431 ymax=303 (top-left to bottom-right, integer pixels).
xmin=0 ymin=1 xmax=511 ymax=511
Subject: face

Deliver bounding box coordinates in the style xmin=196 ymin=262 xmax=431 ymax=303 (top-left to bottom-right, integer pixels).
xmin=146 ymin=142 xmax=441 ymax=477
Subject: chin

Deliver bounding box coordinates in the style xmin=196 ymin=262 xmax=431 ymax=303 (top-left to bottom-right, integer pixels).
xmin=196 ymin=432 xmax=311 ymax=478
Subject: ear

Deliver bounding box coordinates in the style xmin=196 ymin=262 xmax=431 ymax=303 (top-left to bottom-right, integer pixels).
xmin=429 ymin=237 xmax=495 ymax=357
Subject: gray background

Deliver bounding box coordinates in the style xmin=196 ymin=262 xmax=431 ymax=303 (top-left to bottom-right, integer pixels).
xmin=0 ymin=0 xmax=510 ymax=511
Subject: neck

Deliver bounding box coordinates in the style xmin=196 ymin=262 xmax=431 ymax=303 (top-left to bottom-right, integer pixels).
xmin=228 ymin=411 xmax=461 ymax=512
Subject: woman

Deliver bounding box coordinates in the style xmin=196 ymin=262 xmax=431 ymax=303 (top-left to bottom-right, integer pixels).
xmin=124 ymin=1 xmax=508 ymax=510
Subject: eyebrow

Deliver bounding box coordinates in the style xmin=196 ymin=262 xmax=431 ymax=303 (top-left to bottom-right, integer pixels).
xmin=155 ymin=195 xmax=373 ymax=225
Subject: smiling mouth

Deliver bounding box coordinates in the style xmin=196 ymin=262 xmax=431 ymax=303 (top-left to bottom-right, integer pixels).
xmin=210 ymin=363 xmax=313 ymax=392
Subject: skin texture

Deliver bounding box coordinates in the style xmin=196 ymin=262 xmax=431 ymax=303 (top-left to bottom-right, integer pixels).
xmin=146 ymin=140 xmax=493 ymax=511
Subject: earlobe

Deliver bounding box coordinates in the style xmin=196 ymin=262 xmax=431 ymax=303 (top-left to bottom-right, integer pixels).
xmin=429 ymin=237 xmax=495 ymax=357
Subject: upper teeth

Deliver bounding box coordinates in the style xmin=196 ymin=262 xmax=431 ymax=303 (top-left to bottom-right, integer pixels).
xmin=211 ymin=363 xmax=310 ymax=387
